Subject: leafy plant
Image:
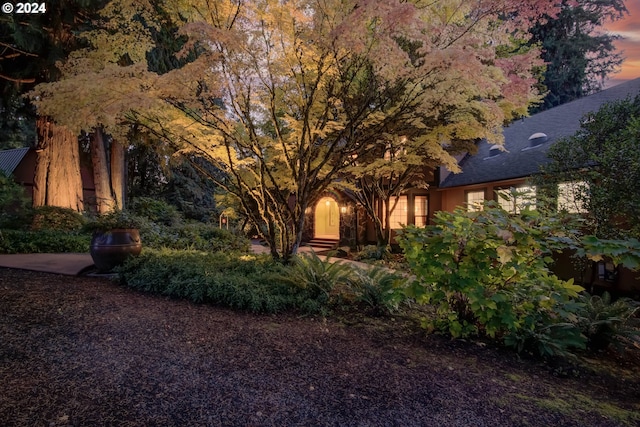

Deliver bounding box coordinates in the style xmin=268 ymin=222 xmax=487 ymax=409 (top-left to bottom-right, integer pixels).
xmin=279 ymin=252 xmax=354 ymax=304
xmin=398 ymin=201 xmax=587 ymax=357
xmin=30 ymin=206 xmax=86 ymax=231
xmin=576 ymin=291 xmax=640 ymax=352
xmin=347 ymin=266 xmax=406 ymax=315
xmin=0 ymin=229 xmax=89 ymax=254
xmin=84 ymin=210 xmax=145 ymax=233
xmin=0 ymin=172 xmax=32 ymax=229
xmin=355 ymin=245 xmax=391 ymax=262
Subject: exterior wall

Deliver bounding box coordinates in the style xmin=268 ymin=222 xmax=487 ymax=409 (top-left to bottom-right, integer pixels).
xmin=437 ymin=178 xmax=529 ymax=213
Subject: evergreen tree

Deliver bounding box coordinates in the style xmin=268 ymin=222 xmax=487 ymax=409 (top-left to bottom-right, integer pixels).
xmin=530 ymin=0 xmax=627 ymax=111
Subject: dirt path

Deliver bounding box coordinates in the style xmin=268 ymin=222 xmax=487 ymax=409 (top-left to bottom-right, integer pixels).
xmin=1 ymin=268 xmax=638 ymax=426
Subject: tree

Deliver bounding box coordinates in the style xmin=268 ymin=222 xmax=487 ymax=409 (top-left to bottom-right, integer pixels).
xmin=538 ymin=95 xmax=640 ymax=239
xmin=29 ymin=0 xmax=162 ymax=213
xmin=130 ymin=0 xmax=561 ymax=260
xmin=529 ymin=0 xmax=628 ymax=111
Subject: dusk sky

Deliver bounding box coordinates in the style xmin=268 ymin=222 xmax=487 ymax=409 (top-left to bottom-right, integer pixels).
xmin=604 ymin=1 xmax=640 ymax=85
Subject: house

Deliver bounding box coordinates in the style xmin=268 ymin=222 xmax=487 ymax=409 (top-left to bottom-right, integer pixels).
xmin=302 ymin=78 xmax=640 ymax=292
xmin=436 ymin=77 xmax=640 ymax=212
xmin=0 ymin=146 xmax=96 ymax=210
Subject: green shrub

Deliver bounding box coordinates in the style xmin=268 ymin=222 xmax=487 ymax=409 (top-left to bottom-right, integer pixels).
xmin=117 ymin=249 xmax=310 ymax=313
xmin=278 ymin=252 xmax=354 ymax=304
xmin=576 ymin=292 xmax=640 ymax=352
xmin=356 ymin=245 xmax=391 ymax=262
xmin=130 ymin=197 xmax=182 ymax=226
xmin=140 ymin=221 xmax=250 ymax=253
xmin=398 ymin=202 xmax=587 ymax=357
xmin=0 ymin=229 xmax=90 ymax=253
xmin=347 ymin=266 xmax=407 ymax=315
xmin=31 ymin=206 xmax=86 ymax=231
xmin=0 ymin=172 xmax=32 ymax=229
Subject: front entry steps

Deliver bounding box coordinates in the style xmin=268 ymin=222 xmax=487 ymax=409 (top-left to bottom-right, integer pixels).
xmin=304 ymin=238 xmax=339 ymax=251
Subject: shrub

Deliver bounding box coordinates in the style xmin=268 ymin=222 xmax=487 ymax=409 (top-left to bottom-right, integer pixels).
xmin=576 ymin=291 xmax=640 ymax=352
xmin=398 ymin=202 xmax=587 ymax=357
xmin=129 ymin=197 xmax=182 ymax=226
xmin=278 ymin=252 xmax=354 ymax=304
xmin=347 ymin=266 xmax=406 ymax=315
xmin=0 ymin=229 xmax=90 ymax=254
xmin=0 ymin=172 xmax=31 ymax=229
xmin=117 ymin=249 xmax=309 ymax=313
xmin=355 ymin=245 xmax=391 ymax=262
xmin=30 ymin=206 xmax=86 ymax=231
xmin=140 ymin=221 xmax=250 ymax=253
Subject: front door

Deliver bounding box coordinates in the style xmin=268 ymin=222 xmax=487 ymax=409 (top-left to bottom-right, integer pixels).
xmin=314 ymin=197 xmax=340 ymax=238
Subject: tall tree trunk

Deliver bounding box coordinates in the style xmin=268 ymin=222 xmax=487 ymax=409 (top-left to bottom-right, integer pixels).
xmin=90 ymin=127 xmax=116 ymax=214
xmin=33 ymin=116 xmax=84 ymax=211
xmin=110 ymin=140 xmax=125 ymax=209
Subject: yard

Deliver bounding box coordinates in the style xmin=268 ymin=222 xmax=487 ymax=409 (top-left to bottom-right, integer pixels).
xmin=1 ymin=267 xmax=639 ymax=427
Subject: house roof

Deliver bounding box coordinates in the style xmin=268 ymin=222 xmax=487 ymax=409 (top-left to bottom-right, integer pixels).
xmin=440 ymin=78 xmax=640 ymax=189
xmin=0 ymin=147 xmax=30 ymax=176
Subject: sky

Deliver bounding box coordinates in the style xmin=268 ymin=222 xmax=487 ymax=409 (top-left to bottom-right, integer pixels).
xmin=604 ymin=1 xmax=640 ymax=85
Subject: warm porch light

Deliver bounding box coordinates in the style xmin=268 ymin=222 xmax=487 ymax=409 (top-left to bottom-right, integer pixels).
xmin=340 ymin=206 xmax=347 ymax=214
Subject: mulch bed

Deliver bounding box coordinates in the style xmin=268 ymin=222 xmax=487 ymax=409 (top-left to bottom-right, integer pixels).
xmin=1 ymin=267 xmax=639 ymax=427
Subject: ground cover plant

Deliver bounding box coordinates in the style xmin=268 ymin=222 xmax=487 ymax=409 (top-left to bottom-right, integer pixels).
xmin=117 ymin=249 xmax=407 ymax=316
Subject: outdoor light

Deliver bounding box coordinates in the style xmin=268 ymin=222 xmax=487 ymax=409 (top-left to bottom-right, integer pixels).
xmin=340 ymin=206 xmax=347 ymax=214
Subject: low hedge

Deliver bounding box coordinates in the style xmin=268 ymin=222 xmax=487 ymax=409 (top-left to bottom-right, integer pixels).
xmin=0 ymin=229 xmax=90 ymax=254
xmin=116 ymin=249 xmax=310 ymax=313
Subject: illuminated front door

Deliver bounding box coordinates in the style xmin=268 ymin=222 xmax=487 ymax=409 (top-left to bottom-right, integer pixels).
xmin=314 ymin=197 xmax=340 ymax=238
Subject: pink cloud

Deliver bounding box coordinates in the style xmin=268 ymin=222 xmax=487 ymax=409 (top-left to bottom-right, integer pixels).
xmin=605 ymin=2 xmax=640 ymax=80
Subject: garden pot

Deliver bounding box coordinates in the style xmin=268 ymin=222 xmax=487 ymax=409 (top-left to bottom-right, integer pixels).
xmin=90 ymin=228 xmax=142 ymax=272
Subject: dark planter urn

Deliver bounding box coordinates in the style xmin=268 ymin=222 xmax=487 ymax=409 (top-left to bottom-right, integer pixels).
xmin=90 ymin=228 xmax=142 ymax=272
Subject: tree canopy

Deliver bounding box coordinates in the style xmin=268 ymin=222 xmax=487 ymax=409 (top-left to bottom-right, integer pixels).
xmin=29 ymin=0 xmax=564 ymax=259
xmin=539 ymin=95 xmax=640 ymax=239
xmin=529 ymin=0 xmax=628 ymax=111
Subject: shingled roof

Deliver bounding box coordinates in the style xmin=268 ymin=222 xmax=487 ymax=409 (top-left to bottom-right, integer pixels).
xmin=0 ymin=147 xmax=30 ymax=176
xmin=440 ymin=78 xmax=640 ymax=189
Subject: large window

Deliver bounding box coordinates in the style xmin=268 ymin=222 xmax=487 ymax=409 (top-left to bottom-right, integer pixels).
xmin=415 ymin=196 xmax=428 ymax=227
xmin=496 ymin=185 xmax=536 ymax=214
xmin=385 ymin=196 xmax=408 ymax=229
xmin=558 ymin=181 xmax=588 ymax=213
xmin=466 ymin=190 xmax=485 ymax=212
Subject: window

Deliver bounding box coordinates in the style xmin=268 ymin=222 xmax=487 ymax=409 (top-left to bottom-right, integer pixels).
xmin=496 ymin=185 xmax=536 ymax=214
xmin=466 ymin=190 xmax=485 ymax=212
xmin=558 ymin=181 xmax=588 ymax=213
xmin=414 ymin=196 xmax=428 ymax=227
xmin=384 ymin=196 xmax=408 ymax=229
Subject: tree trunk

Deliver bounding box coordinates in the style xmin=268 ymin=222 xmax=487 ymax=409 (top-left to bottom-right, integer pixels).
xmin=33 ymin=116 xmax=84 ymax=211
xmin=90 ymin=127 xmax=116 ymax=214
xmin=110 ymin=140 xmax=126 ymax=209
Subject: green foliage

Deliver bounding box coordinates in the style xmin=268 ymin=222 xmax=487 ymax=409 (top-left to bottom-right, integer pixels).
xmin=279 ymin=252 xmax=354 ymax=304
xmin=0 ymin=172 xmax=31 ymax=229
xmin=0 ymin=229 xmax=89 ymax=254
xmin=539 ymin=95 xmax=640 ymax=239
xmin=30 ymin=206 xmax=86 ymax=231
xmin=529 ymin=0 xmax=627 ymax=111
xmin=355 ymin=245 xmax=391 ymax=262
xmin=576 ymin=292 xmax=640 ymax=351
xmin=117 ymin=249 xmax=321 ymax=313
xmin=83 ymin=209 xmax=145 ymax=232
xmin=398 ymin=202 xmax=587 ymax=357
xmin=129 ymin=197 xmax=181 ymax=226
xmin=347 ymin=266 xmax=406 ymax=315
xmin=140 ymin=220 xmax=250 ymax=253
